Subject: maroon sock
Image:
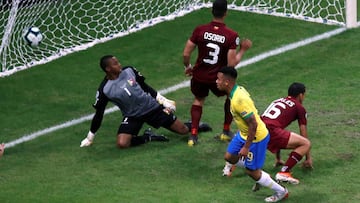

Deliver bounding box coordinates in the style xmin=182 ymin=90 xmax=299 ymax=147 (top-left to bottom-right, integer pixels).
xmin=282 ymin=151 xmax=303 ymax=172
xmin=191 ymin=105 xmax=202 ymax=136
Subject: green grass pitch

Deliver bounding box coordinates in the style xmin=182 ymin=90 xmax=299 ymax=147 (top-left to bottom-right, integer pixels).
xmin=0 ymin=8 xmax=359 ymax=203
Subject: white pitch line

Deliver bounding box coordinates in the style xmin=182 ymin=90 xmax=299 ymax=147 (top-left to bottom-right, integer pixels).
xmin=4 ymin=27 xmax=347 ymax=149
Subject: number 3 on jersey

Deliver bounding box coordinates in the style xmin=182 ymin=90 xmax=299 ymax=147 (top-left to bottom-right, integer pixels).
xmin=203 ymin=42 xmax=220 ymax=65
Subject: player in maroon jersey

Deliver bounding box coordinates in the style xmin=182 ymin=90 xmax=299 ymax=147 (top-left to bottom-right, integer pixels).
xmin=182 ymin=0 xmax=252 ymax=146
xmin=261 ymin=82 xmax=312 ymax=184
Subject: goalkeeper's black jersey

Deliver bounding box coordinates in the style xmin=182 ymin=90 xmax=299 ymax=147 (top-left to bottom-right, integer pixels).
xmin=93 ymin=66 xmax=160 ymax=117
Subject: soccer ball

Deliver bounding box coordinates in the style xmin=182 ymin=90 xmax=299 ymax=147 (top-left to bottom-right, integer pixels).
xmin=23 ymin=26 xmax=43 ymax=47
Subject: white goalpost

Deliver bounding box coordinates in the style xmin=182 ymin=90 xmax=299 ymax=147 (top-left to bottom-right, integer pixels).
xmin=0 ymin=0 xmax=358 ymax=77
xmin=346 ymin=0 xmax=358 ymax=28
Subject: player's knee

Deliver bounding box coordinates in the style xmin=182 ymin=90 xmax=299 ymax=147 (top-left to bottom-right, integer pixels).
xmin=299 ymin=137 xmax=311 ymax=151
xmin=117 ymin=139 xmax=131 ymax=149
xmin=171 ymin=120 xmax=189 ymax=135
xmin=117 ymin=142 xmax=130 ymax=149
xmin=117 ymin=134 xmax=132 ymax=149
xmin=224 ymin=153 xmax=237 ymax=164
xmin=177 ymin=125 xmax=189 ymax=135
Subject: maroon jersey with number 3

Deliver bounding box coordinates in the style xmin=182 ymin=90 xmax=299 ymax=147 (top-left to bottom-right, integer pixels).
xmin=261 ymin=96 xmax=307 ymax=129
xmin=190 ymin=21 xmax=239 ymax=83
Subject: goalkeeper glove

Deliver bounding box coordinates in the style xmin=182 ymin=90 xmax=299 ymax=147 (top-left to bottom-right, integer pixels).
xmin=156 ymin=93 xmax=176 ymax=113
xmin=80 ymin=131 xmax=95 ymax=147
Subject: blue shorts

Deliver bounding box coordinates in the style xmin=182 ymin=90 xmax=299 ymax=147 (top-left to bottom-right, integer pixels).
xmin=226 ymin=131 xmax=270 ymax=170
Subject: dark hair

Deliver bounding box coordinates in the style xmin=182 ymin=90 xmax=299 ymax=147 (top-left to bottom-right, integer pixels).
xmin=212 ymin=0 xmax=227 ymax=18
xmin=99 ymin=55 xmax=114 ymax=72
xmin=288 ymin=82 xmax=306 ymax=97
xmin=218 ymin=66 xmax=237 ymax=79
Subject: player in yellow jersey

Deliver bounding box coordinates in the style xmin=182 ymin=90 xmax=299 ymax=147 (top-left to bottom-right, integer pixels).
xmin=216 ymin=66 xmax=288 ymax=202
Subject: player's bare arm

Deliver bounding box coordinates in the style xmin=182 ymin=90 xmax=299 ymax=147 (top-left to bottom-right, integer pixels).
xmin=299 ymin=124 xmax=313 ymax=168
xmin=227 ymin=48 xmax=238 ymax=67
xmin=235 ymin=39 xmax=252 ymax=64
xmin=239 ymin=114 xmax=257 ymax=159
xmin=240 ymin=38 xmax=252 ymax=50
xmin=183 ymin=40 xmax=196 ymax=76
xmin=228 ymin=38 xmax=252 ymax=67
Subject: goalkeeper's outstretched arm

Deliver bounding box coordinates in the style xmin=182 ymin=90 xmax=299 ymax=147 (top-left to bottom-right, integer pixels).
xmin=90 ymin=108 xmax=105 ymax=134
xmin=80 ymin=106 xmax=105 ymax=147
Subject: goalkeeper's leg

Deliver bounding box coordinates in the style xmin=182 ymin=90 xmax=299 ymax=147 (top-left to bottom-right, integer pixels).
xmin=169 ymin=119 xmax=190 ymax=135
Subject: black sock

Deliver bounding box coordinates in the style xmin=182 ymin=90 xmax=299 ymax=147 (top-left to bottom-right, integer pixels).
xmin=130 ymin=136 xmax=147 ymax=146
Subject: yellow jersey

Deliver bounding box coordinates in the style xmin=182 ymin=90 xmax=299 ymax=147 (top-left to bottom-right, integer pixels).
xmin=229 ymin=85 xmax=268 ymax=142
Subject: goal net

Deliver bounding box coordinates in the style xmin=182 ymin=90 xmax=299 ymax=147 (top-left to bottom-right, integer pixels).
xmin=0 ymin=0 xmax=356 ymax=77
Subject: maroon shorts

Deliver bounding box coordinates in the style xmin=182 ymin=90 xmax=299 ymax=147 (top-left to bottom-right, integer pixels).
xmin=267 ymin=126 xmax=291 ymax=153
xmin=190 ymin=78 xmax=226 ymax=98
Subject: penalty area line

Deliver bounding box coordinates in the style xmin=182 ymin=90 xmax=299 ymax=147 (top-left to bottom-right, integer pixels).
xmin=4 ymin=27 xmax=346 ymax=149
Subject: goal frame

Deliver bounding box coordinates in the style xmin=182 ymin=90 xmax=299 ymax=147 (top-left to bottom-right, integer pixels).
xmin=346 ymin=0 xmax=358 ymax=28
xmin=0 ymin=0 xmax=358 ymax=77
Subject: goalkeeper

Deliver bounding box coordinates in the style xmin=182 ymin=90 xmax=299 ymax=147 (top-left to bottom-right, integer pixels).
xmin=80 ymin=55 xmax=206 ymax=148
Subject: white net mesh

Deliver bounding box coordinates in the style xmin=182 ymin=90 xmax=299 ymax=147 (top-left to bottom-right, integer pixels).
xmin=229 ymin=0 xmax=346 ymax=26
xmin=0 ymin=0 xmax=348 ymax=77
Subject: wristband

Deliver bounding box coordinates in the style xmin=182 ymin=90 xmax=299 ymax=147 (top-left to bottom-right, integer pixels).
xmin=87 ymin=131 xmax=95 ymax=140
